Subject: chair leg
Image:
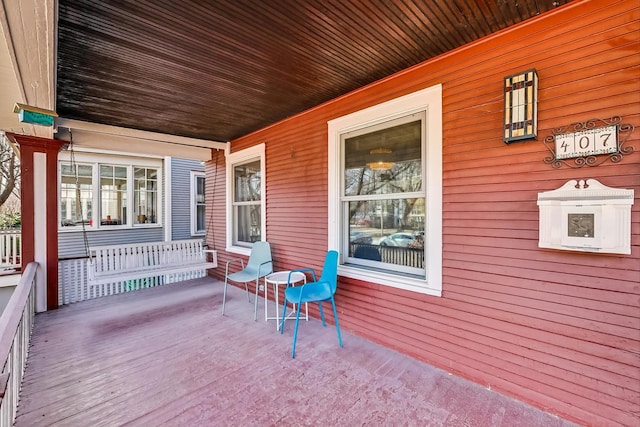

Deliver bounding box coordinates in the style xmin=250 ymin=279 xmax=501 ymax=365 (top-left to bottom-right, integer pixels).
xmin=222 ymin=278 xmax=229 ymax=315
xmin=330 ymin=296 xmax=343 ymax=348
xmin=291 ymin=300 xmax=303 ymax=358
xmin=318 ymin=301 xmax=326 ymax=326
xmin=253 ymin=279 xmax=260 ymax=321
xmin=244 ymin=282 xmax=251 ymax=302
xmin=280 ymin=298 xmax=287 ymax=334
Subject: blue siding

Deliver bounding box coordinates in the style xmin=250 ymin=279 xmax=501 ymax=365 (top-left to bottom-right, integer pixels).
xmin=171 ymin=158 xmax=204 ymax=240
xmin=59 ymin=228 xmax=165 ymax=259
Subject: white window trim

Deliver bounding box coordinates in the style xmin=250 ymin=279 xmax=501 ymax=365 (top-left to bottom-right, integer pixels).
xmin=190 ymin=171 xmax=206 ymax=236
xmin=58 ymin=152 xmax=163 ymax=232
xmin=328 ymin=84 xmax=443 ymax=296
xmin=225 ymin=143 xmax=266 ymax=256
xmin=164 ymin=156 xmax=172 ymax=241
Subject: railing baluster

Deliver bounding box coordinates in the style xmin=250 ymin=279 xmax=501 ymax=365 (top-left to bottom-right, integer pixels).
xmin=0 ymin=230 xmax=22 ymax=271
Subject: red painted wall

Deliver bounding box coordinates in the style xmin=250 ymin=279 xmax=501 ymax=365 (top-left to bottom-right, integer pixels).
xmin=206 ymin=1 xmax=640 ymax=425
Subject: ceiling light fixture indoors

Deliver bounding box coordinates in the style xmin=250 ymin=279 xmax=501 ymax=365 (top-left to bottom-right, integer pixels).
xmin=367 ymin=147 xmax=395 ymax=171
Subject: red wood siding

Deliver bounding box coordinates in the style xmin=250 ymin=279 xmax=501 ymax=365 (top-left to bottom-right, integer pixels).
xmin=206 ymin=1 xmax=640 ymax=425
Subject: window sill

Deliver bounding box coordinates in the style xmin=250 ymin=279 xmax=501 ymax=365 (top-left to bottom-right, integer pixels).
xmin=338 ymin=264 xmax=441 ymax=297
xmin=225 ymin=245 xmax=252 ymax=257
xmin=59 ymin=224 xmax=162 ymax=232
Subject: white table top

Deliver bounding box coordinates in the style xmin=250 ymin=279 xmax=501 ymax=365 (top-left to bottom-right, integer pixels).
xmin=265 ymin=270 xmax=306 ymax=285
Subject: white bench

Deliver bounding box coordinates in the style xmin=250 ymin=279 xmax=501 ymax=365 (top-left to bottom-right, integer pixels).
xmin=87 ymin=239 xmax=217 ymax=289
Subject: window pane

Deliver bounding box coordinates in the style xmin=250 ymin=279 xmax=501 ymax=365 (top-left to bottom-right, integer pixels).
xmin=60 ymin=163 xmax=93 ymax=227
xmin=196 ymin=205 xmax=206 ymax=232
xmin=61 ymin=163 xmax=74 ymax=175
xmin=344 ymin=120 xmax=422 ymax=196
xmin=134 ymin=168 xmax=145 ymax=179
xmin=196 ymin=176 xmax=205 ymax=202
xmin=234 ymin=160 xmax=261 ymax=202
xmin=134 ymin=167 xmax=158 ymax=224
xmin=235 ymin=205 xmax=261 ymax=244
xmin=348 ymin=199 xmax=424 ymax=270
xmin=100 ymin=165 xmax=127 ymax=225
xmin=100 ymin=165 xmax=113 ymax=178
xmin=115 ymin=167 xmax=127 ymax=178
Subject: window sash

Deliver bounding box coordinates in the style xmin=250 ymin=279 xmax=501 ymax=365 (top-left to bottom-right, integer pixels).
xmin=233 ymin=203 xmax=261 ymax=245
xmin=342 ymin=115 xmax=423 ymax=197
xmin=60 ymin=163 xmax=93 ymax=227
xmin=100 ymin=165 xmax=128 ymax=225
xmin=134 ymin=167 xmax=158 ymax=224
xmin=233 ymin=160 xmax=261 ymax=202
xmin=232 ymin=162 xmax=261 ymax=246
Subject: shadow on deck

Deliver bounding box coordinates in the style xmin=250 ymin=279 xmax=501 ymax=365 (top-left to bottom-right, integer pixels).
xmin=15 ymin=278 xmax=576 ymax=426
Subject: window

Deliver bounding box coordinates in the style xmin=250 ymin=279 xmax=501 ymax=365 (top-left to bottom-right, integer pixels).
xmin=100 ymin=165 xmax=128 ymax=225
xmin=60 ymin=163 xmax=93 ymax=227
xmin=343 ymin=114 xmax=425 ymax=276
xmin=328 ymin=85 xmax=442 ymax=296
xmin=226 ymin=144 xmax=266 ymax=253
xmin=191 ymin=171 xmax=205 ymax=235
xmin=134 ymin=167 xmax=158 ymax=224
xmin=59 ymin=155 xmax=162 ymax=230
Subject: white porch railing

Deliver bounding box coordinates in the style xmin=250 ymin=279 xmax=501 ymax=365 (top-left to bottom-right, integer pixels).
xmin=0 ymin=230 xmax=21 ymax=272
xmin=0 ymin=262 xmax=37 ymax=427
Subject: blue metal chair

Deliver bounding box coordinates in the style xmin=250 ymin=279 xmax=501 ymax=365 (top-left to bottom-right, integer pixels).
xmin=279 ymin=250 xmax=343 ymax=358
xmin=222 ymin=241 xmax=273 ymax=320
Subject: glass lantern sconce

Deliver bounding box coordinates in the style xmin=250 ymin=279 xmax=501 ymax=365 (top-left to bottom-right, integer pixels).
xmin=504 ymin=69 xmax=538 ymax=144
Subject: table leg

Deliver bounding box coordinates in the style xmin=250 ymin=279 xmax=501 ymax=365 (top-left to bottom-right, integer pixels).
xmin=264 ymin=278 xmax=268 ymax=322
xmin=275 ymin=282 xmax=280 ymax=331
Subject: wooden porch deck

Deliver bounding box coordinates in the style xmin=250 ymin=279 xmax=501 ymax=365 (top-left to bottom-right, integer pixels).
xmin=14 ymin=278 xmax=576 ymax=426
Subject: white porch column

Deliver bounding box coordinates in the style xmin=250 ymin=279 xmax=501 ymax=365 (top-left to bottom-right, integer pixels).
xmin=33 ymin=152 xmax=47 ymax=311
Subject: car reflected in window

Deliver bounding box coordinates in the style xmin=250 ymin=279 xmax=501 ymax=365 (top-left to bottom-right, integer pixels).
xmin=350 ymin=230 xmax=373 ymax=244
xmin=379 ymin=232 xmax=416 ymax=247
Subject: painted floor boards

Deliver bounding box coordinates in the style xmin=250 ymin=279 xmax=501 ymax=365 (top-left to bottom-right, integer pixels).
xmin=15 ymin=278 xmax=577 ymax=426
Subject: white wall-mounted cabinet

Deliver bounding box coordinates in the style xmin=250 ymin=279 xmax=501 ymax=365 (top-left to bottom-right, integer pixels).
xmin=537 ymin=179 xmax=634 ymax=255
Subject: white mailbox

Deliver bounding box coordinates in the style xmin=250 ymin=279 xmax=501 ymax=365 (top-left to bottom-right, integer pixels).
xmin=537 ymin=179 xmax=634 ymax=254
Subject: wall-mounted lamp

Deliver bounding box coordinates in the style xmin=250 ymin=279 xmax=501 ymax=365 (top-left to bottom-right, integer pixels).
xmin=504 ymin=69 xmax=538 ymax=144
xmin=367 ymin=147 xmax=394 ymax=171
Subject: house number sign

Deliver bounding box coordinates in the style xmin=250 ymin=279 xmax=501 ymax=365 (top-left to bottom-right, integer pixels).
xmin=543 ymin=116 xmax=635 ymax=168
xmin=554 ymin=125 xmax=616 ymax=159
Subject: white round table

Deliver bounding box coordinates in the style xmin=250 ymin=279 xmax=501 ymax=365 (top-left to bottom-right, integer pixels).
xmin=264 ymin=271 xmax=308 ymax=330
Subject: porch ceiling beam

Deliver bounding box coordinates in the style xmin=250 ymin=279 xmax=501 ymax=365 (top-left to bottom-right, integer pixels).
xmin=55 ymin=118 xmax=227 ymax=161
xmin=55 ymin=125 xmax=217 ymax=162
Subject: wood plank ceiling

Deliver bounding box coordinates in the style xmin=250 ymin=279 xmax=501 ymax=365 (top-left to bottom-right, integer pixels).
xmin=56 ymin=0 xmax=574 ymax=142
